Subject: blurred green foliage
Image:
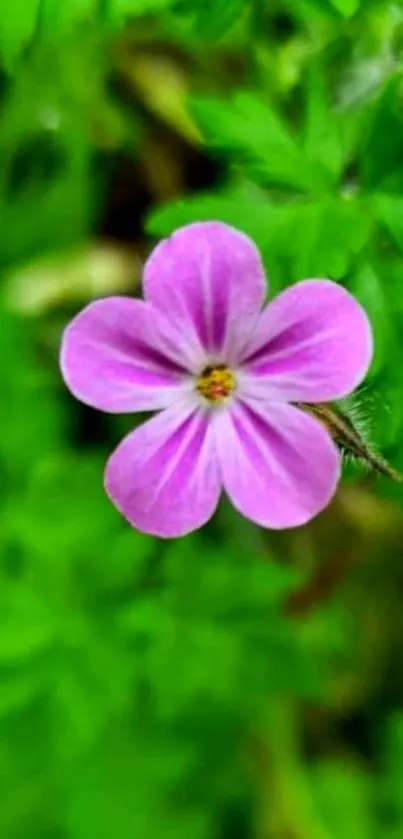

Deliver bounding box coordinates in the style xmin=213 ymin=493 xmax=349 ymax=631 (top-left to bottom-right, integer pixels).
xmin=1 ymin=1 xmax=403 ymax=838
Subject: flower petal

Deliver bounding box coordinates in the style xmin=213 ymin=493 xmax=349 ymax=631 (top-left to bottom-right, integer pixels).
xmin=60 ymin=297 xmax=193 ymax=413
xmin=104 ymin=404 xmax=221 ymax=537
xmin=143 ymin=222 xmax=266 ymax=366
xmin=240 ymin=280 xmax=373 ymax=402
xmin=213 ymin=399 xmax=340 ymax=529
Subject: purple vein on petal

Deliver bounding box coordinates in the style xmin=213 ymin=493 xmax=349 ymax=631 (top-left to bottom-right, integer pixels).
xmin=241 ymin=318 xmax=335 ymax=367
xmin=239 ymin=279 xmax=373 ymax=402
xmin=89 ymin=326 xmax=188 ymax=374
xmin=232 ymin=401 xmax=297 ymax=486
xmin=144 ymin=410 xmax=209 ymax=511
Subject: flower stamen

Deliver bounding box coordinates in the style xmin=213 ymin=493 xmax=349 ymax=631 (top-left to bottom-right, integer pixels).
xmin=196 ymin=364 xmax=235 ymax=403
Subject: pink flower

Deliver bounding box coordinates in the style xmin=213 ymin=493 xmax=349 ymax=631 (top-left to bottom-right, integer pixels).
xmin=60 ymin=222 xmax=372 ymax=538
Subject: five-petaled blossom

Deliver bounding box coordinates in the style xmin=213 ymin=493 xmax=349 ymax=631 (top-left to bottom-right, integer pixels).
xmin=60 ymin=222 xmax=372 ymax=538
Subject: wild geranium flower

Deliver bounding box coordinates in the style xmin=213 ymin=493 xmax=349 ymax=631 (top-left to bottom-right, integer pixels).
xmin=60 ymin=222 xmax=372 ymax=538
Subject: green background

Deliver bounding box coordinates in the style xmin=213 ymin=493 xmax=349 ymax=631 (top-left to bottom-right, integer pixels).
xmin=1 ymin=1 xmax=403 ymax=837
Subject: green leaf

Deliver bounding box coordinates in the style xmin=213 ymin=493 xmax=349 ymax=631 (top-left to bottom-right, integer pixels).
xmin=0 ymin=309 xmax=62 ymax=481
xmin=65 ymin=719 xmax=205 ymax=839
xmin=303 ymin=66 xmax=345 ymax=183
xmin=309 ymin=761 xmax=373 ymax=839
xmin=146 ymin=185 xmax=283 ymax=265
xmin=130 ymin=541 xmax=323 ymax=715
xmin=329 ymin=0 xmax=360 ymax=17
xmin=193 ymin=0 xmax=247 ymax=39
xmin=0 ymin=0 xmax=39 ymax=71
xmin=372 ymin=193 xmax=403 ymax=253
xmin=0 ymin=40 xmax=97 ymax=267
xmin=110 ymin=0 xmax=179 ymax=19
xmin=277 ymin=197 xmax=371 ymax=281
xmin=147 ymin=189 xmax=371 ymax=292
xmin=0 ymin=583 xmax=54 ymax=663
xmin=0 ymin=672 xmax=45 ymax=717
xmin=349 ymin=262 xmax=403 ymax=450
xmin=146 ymin=185 xmax=296 ymax=294
xmin=350 ymin=262 xmax=397 ymax=377
xmin=190 ymin=92 xmax=323 ymax=192
xmin=39 ymin=0 xmax=98 ymax=35
xmin=360 ymin=74 xmax=403 ymax=191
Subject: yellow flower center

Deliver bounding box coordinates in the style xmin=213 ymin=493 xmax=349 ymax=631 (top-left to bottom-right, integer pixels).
xmin=196 ymin=365 xmax=235 ymax=403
